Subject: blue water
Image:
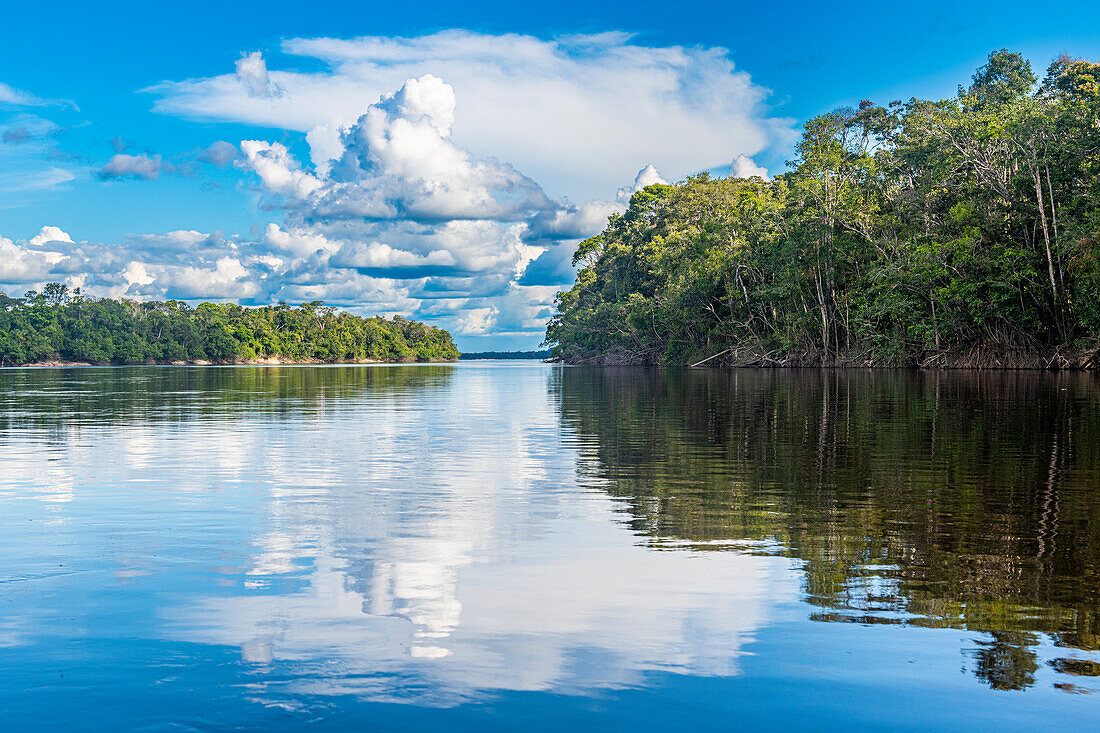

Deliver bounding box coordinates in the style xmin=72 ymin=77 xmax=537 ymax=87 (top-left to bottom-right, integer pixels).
xmin=0 ymin=363 xmax=1097 ymax=730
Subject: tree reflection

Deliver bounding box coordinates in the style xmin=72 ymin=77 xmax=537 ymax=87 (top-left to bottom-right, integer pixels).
xmin=0 ymin=364 xmax=456 ymax=435
xmin=552 ymin=367 xmax=1100 ymax=691
xmin=970 ymin=632 xmax=1040 ymax=691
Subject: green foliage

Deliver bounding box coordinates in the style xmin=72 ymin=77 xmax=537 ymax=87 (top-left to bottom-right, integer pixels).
xmin=547 ymin=50 xmax=1100 ymax=366
xmin=0 ymin=295 xmax=459 ymax=366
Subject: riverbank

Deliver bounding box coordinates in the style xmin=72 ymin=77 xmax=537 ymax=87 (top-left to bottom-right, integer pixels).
xmin=558 ymin=343 xmax=1100 ymax=370
xmin=1 ymin=356 xmax=456 ymax=368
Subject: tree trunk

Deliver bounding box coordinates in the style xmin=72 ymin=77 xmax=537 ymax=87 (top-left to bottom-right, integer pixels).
xmin=815 ymin=266 xmax=829 ymax=357
xmin=930 ymin=294 xmax=940 ymax=350
xmin=1032 ymin=166 xmax=1058 ymax=304
xmin=1044 ymin=163 xmax=1058 ymax=240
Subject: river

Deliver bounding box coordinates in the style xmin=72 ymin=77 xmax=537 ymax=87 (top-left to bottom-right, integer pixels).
xmin=1 ymin=363 xmax=1097 ymax=729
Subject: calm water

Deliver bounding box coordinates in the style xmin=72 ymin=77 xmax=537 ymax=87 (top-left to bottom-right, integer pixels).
xmin=1 ymin=364 xmax=1098 ymax=730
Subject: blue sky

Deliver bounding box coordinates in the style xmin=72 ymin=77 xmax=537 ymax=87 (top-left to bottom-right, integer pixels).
xmin=2 ymin=0 xmax=1099 ymax=350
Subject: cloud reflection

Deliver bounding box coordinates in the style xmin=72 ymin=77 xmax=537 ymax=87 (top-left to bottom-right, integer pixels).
xmin=137 ymin=365 xmax=796 ymax=704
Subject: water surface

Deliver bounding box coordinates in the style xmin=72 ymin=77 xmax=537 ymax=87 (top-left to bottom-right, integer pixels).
xmin=1 ymin=364 xmax=1098 ymax=730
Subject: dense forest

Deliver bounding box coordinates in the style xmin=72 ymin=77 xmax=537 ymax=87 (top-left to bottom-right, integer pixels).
xmin=546 ymin=51 xmax=1100 ymax=368
xmin=0 ymin=283 xmax=459 ymax=365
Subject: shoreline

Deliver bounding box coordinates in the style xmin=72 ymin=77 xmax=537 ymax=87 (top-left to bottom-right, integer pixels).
xmin=8 ymin=353 xmax=1099 ymax=371
xmin=1 ymin=356 xmax=457 ymax=368
xmin=557 ymin=345 xmax=1100 ymax=371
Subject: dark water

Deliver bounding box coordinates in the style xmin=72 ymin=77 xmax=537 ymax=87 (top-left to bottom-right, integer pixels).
xmin=1 ymin=364 xmax=1098 ymax=730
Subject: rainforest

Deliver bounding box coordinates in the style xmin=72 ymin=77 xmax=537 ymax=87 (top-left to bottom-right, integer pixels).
xmin=546 ymin=51 xmax=1100 ymax=368
xmin=0 ymin=284 xmax=459 ymax=366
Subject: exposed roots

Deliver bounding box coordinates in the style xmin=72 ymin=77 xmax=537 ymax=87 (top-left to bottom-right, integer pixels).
xmin=560 ymin=342 xmax=1100 ymax=371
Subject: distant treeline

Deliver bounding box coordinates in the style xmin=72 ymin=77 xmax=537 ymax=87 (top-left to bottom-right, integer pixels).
xmin=0 ymin=283 xmax=459 ymax=366
xmin=546 ymin=51 xmax=1100 ymax=368
xmin=459 ymin=350 xmax=551 ymax=360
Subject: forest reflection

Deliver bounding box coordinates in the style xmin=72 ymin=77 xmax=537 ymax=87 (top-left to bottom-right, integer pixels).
xmin=0 ymin=364 xmax=456 ymax=435
xmin=552 ymin=367 xmax=1100 ymax=691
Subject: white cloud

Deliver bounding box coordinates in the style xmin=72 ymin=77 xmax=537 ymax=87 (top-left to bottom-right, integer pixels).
xmin=0 ymin=222 xmax=420 ymax=315
xmin=453 ymin=306 xmax=496 ymax=335
xmin=630 ymin=163 xmax=667 ymax=190
xmin=13 ymin=42 xmax=782 ymax=346
xmin=235 ymin=52 xmax=282 ymax=99
xmin=335 ymin=242 xmax=457 ymax=271
xmin=283 ymin=75 xmax=551 ymax=223
xmin=0 ymin=236 xmax=68 ymax=283
xmin=164 ymin=256 xmax=255 ymax=299
xmin=0 ymin=82 xmax=63 ymax=108
xmin=127 ymin=229 xmax=213 ymax=250
xmin=122 ymin=261 xmax=155 ymax=287
xmin=28 ymin=225 xmax=73 ymax=246
xmin=730 ymin=153 xmax=769 ymax=180
xmin=264 ymin=223 xmax=340 ymax=258
xmin=97 ymin=153 xmax=163 ymax=180
xmin=529 ymin=200 xmax=622 ymax=240
xmin=149 ymin=30 xmax=793 ymax=202
xmin=12 ymin=73 xmax=646 ymax=346
xmin=0 ymin=82 xmax=76 ymax=109
xmin=226 ymin=76 xmax=569 ymax=339
xmin=239 ymin=140 xmax=321 ymax=198
xmin=616 ymin=163 xmax=668 ymax=201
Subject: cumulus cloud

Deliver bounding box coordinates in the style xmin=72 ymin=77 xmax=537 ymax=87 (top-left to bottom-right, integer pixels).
xmin=236 ymin=52 xmax=282 ymax=99
xmin=730 ymin=153 xmax=769 ymax=180
xmin=2 ymin=73 xmax=656 ymax=346
xmin=18 ymin=43 xmax=782 ymax=346
xmin=29 ymin=225 xmax=73 ymax=246
xmin=148 ymin=30 xmax=794 ymax=202
xmin=333 ymin=241 xmax=457 ymax=275
xmin=127 ymin=35 xmax=800 ymax=345
xmin=263 ymin=223 xmax=340 ymax=258
xmin=240 ymin=75 xmax=551 ymax=225
xmin=616 ymin=164 xmax=668 ymax=201
xmin=0 ymin=236 xmax=68 ymax=284
xmin=631 ymin=164 xmax=667 ymax=190
xmin=0 ymin=217 xmax=586 ymax=348
xmin=97 ymin=153 xmax=164 ymax=180
xmin=227 ymin=74 xmax=568 ymax=333
xmin=454 ymin=306 xmax=496 ymax=335
xmin=166 ymin=256 xmax=256 ymax=298
xmin=239 ymin=140 xmax=321 ymax=199
xmin=0 ymin=222 xmax=418 ymax=316
xmin=121 ymin=261 xmax=155 ymax=287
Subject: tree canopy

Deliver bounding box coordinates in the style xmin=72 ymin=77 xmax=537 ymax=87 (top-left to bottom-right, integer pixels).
xmin=546 ymin=51 xmax=1100 ymax=368
xmin=0 ymin=286 xmax=459 ymax=366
